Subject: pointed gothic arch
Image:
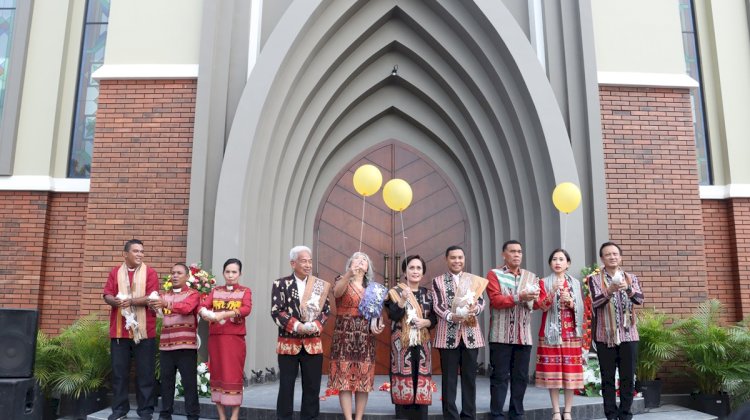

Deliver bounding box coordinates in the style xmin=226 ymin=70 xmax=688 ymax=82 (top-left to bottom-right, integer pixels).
xmin=213 ymin=0 xmax=585 ymax=370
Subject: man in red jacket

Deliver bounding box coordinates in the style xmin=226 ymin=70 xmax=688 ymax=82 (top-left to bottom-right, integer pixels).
xmin=150 ymin=263 xmax=201 ymax=420
xmin=102 ymin=239 xmax=159 ymax=420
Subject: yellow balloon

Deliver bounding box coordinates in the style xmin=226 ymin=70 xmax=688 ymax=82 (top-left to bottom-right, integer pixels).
xmin=383 ymin=179 xmax=413 ymax=211
xmin=352 ymin=164 xmax=383 ymax=197
xmin=552 ymin=182 xmax=582 ymax=213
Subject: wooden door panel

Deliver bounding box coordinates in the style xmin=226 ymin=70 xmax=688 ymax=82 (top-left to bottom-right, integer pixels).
xmin=316 ymin=142 xmax=468 ymax=375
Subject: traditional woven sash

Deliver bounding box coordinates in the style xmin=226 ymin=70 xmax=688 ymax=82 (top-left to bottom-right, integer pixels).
xmin=117 ymin=263 xmax=148 ymax=343
xmin=300 ymin=276 xmax=331 ymax=322
xmin=451 ymin=273 xmax=489 ymax=327
xmin=542 ymin=273 xmax=584 ymax=345
xmin=597 ymin=271 xmax=635 ymax=347
xmin=493 ymin=269 xmax=536 ymax=309
xmin=388 ymin=284 xmax=430 ymax=347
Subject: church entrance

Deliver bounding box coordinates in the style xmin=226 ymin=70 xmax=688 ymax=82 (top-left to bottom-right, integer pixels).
xmin=314 ymin=141 xmax=470 ymax=374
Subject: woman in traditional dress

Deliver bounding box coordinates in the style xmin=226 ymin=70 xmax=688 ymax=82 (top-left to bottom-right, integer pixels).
xmin=535 ymin=249 xmax=584 ymax=420
xmin=385 ymin=255 xmax=437 ymax=420
xmin=199 ymin=258 xmax=252 ymax=420
xmin=329 ymin=251 xmax=385 ymax=420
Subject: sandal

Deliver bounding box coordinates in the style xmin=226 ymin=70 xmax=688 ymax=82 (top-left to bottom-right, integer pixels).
xmin=552 ymin=412 xmax=561 ymax=420
xmin=563 ymin=411 xmax=572 ymax=420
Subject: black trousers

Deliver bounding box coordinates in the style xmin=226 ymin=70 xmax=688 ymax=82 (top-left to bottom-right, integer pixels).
xmin=596 ymin=341 xmax=638 ymax=420
xmin=439 ymin=341 xmax=478 ymax=419
xmin=159 ymin=349 xmax=199 ymax=420
xmin=110 ymin=338 xmax=156 ymax=419
xmin=398 ymin=403 xmax=428 ymax=420
xmin=277 ymin=347 xmax=323 ymax=420
xmin=489 ymin=343 xmax=531 ymax=420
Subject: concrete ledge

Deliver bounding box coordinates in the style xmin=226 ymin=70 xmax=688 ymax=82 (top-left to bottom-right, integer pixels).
xmin=92 ymin=64 xmax=199 ymax=80
xmin=700 ymin=184 xmax=750 ymax=199
xmin=598 ymin=71 xmax=699 ymax=88
xmin=0 ymin=175 xmax=89 ymax=192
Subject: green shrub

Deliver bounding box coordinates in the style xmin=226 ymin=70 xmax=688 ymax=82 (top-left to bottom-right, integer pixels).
xmin=675 ymin=300 xmax=750 ymax=396
xmin=34 ymin=315 xmax=111 ymax=398
xmin=636 ymin=309 xmax=679 ymax=381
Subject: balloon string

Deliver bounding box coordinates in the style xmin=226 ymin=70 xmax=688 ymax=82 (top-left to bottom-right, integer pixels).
xmin=399 ymin=211 xmax=407 ymax=257
xmin=562 ymin=212 xmax=568 ymax=249
xmin=359 ymin=195 xmax=366 ymax=252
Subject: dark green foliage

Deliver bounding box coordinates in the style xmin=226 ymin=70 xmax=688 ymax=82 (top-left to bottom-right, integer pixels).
xmin=675 ymin=300 xmax=750 ymax=396
xmin=636 ymin=309 xmax=679 ymax=381
xmin=34 ymin=315 xmax=111 ymax=399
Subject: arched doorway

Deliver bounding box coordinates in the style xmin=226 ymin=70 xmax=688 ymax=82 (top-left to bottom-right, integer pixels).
xmin=315 ymin=141 xmax=469 ymax=374
xmin=210 ymin=0 xmax=590 ymax=373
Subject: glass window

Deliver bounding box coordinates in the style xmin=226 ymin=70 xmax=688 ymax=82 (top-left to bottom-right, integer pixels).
xmin=68 ymin=0 xmax=110 ymax=178
xmin=0 ymin=0 xmax=16 ymax=124
xmin=679 ymin=0 xmax=711 ymax=185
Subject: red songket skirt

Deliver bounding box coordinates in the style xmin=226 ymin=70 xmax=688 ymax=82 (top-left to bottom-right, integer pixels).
xmin=208 ymin=334 xmax=246 ymax=405
xmin=535 ymin=307 xmax=584 ymax=390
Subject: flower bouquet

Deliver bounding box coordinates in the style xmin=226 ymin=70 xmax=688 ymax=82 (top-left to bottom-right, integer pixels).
xmin=358 ymin=281 xmax=387 ymax=320
xmin=176 ymin=361 xmax=211 ymax=398
xmin=187 ymin=262 xmax=216 ymax=295
xmin=580 ymin=264 xmax=599 ymax=351
xmin=160 ymin=274 xmax=173 ymax=292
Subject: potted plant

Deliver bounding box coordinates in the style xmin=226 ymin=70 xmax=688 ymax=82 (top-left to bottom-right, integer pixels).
xmin=675 ymin=300 xmax=750 ymax=418
xmin=34 ymin=315 xmax=112 ymax=419
xmin=635 ymin=309 xmax=679 ymax=408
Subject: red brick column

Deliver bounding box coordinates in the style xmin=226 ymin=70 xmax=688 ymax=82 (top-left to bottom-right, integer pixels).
xmin=79 ymin=79 xmax=196 ymax=317
xmin=38 ymin=193 xmax=89 ymax=332
xmin=0 ymin=191 xmax=49 ymax=309
xmin=730 ymin=198 xmax=750 ymax=318
xmin=600 ymin=86 xmax=708 ymax=315
xmin=702 ymin=199 xmax=740 ymax=322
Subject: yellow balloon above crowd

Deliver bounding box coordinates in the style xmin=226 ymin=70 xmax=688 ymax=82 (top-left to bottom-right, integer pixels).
xmin=552 ymin=182 xmax=582 ymax=214
xmin=382 ymin=179 xmax=413 ymax=212
xmin=352 ymin=164 xmax=383 ymax=197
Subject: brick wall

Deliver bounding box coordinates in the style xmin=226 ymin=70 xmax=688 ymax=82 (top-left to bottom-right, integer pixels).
xmin=0 ymin=192 xmax=89 ymax=333
xmin=701 ymin=199 xmax=740 ymax=322
xmin=730 ymin=198 xmax=750 ymax=319
xmin=38 ymin=193 xmax=89 ymax=333
xmin=79 ymin=79 xmax=196 ymax=318
xmin=0 ymin=191 xmax=49 ymax=309
xmin=600 ymin=86 xmax=708 ymax=315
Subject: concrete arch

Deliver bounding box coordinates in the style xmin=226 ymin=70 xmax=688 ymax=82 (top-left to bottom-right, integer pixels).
xmin=214 ymin=0 xmax=584 ymax=370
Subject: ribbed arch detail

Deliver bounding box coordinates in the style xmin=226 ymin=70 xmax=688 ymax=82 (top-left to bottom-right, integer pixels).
xmin=214 ymin=0 xmax=584 ymax=368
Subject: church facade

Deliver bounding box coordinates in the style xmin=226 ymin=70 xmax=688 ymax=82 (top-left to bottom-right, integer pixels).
xmin=1 ymin=0 xmax=749 ymax=377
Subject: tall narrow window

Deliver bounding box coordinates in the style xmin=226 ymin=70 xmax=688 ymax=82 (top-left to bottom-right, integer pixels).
xmin=68 ymin=0 xmax=110 ymax=178
xmin=679 ymin=0 xmax=711 ymax=185
xmin=0 ymin=0 xmax=16 ymax=123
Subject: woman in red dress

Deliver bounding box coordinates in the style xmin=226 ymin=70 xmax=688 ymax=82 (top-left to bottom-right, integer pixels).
xmin=328 ymin=251 xmax=385 ymax=420
xmin=535 ymin=249 xmax=584 ymax=420
xmin=199 ymin=258 xmax=252 ymax=420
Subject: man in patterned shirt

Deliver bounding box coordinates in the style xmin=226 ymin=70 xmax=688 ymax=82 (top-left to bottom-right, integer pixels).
xmin=271 ymin=245 xmax=331 ymax=420
xmin=589 ymin=242 xmax=644 ymax=420
xmin=432 ymin=245 xmax=486 ymax=419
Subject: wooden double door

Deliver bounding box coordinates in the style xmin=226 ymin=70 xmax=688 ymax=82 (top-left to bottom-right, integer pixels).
xmin=314 ymin=142 xmax=469 ymax=374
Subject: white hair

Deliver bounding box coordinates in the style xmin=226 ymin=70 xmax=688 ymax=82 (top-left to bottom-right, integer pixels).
xmin=289 ymin=245 xmax=312 ymax=261
xmin=345 ymin=251 xmax=375 ymax=285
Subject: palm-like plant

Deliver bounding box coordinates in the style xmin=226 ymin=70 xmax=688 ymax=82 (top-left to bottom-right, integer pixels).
xmin=34 ymin=315 xmax=111 ymax=399
xmin=675 ymin=300 xmax=750 ymax=395
xmin=636 ymin=309 xmax=679 ymax=381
